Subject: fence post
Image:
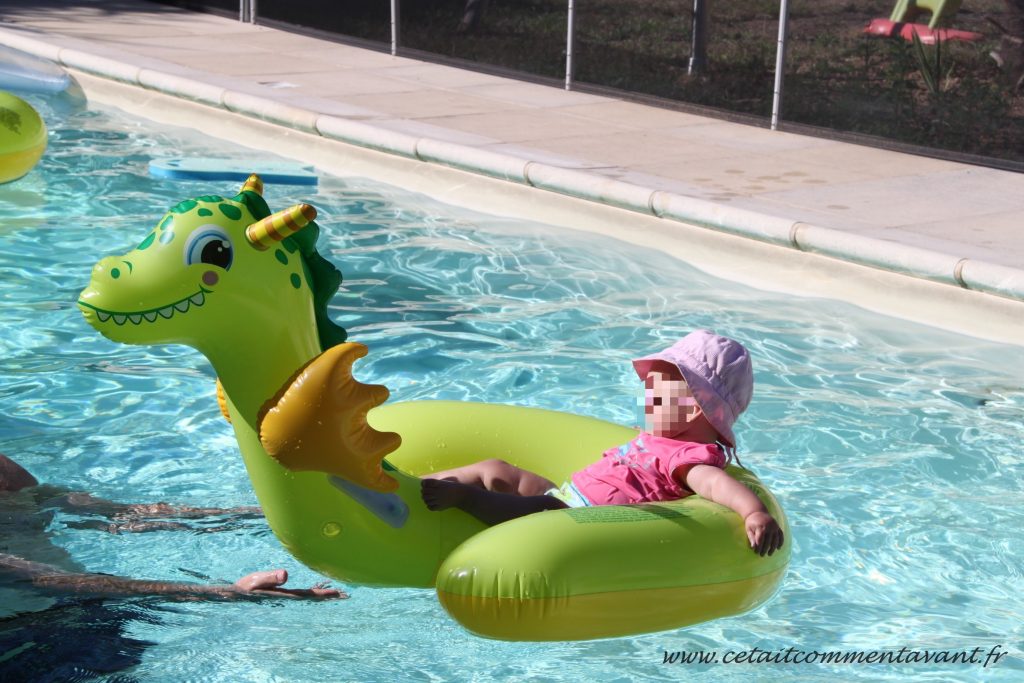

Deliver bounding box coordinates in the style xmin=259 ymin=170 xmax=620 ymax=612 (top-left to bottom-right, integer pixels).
xmin=688 ymin=0 xmax=708 ymax=75
xmin=771 ymin=0 xmax=790 ymax=130
xmin=391 ymin=0 xmax=400 ymax=56
xmin=565 ymin=0 xmax=576 ymax=90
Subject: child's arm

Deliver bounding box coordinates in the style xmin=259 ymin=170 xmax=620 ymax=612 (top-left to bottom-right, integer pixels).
xmin=679 ymin=464 xmax=785 ymax=556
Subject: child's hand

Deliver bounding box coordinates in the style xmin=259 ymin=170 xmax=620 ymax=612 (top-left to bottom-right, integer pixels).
xmin=744 ymin=511 xmax=784 ymax=556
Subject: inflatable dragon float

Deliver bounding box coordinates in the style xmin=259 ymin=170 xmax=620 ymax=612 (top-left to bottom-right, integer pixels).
xmin=78 ymin=175 xmax=789 ymax=640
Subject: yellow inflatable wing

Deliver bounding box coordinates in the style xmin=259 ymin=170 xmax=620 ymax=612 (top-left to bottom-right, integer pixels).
xmin=259 ymin=342 xmax=401 ymax=492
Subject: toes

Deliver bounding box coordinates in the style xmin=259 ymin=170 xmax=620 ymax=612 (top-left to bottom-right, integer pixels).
xmin=421 ymin=480 xmax=440 ymax=508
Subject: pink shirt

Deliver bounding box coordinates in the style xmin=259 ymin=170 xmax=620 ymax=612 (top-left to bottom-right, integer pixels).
xmin=571 ymin=433 xmax=726 ymax=506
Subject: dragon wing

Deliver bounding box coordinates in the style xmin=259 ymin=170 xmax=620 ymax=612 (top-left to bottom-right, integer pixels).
xmin=258 ymin=342 xmax=401 ymax=492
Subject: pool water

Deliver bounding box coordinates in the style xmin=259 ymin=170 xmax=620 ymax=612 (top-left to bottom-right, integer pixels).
xmin=1 ymin=92 xmax=1022 ymax=682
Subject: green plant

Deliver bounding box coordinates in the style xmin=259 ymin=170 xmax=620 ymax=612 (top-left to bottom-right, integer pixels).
xmin=910 ymin=31 xmax=953 ymax=96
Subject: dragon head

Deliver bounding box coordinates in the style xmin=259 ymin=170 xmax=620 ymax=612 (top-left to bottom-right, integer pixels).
xmin=78 ymin=175 xmax=347 ymax=357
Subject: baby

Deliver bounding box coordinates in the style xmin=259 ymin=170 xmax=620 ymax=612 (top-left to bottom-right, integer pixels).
xmin=420 ymin=330 xmax=784 ymax=556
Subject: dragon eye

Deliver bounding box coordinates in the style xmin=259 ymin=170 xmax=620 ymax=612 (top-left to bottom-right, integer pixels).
xmin=184 ymin=227 xmax=233 ymax=270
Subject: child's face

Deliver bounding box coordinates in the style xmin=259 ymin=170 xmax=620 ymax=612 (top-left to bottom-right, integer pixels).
xmin=644 ymin=370 xmax=700 ymax=438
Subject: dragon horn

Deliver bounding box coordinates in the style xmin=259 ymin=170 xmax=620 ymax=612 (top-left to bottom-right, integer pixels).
xmin=245 ymin=203 xmax=317 ymax=250
xmin=240 ymin=174 xmax=263 ymax=196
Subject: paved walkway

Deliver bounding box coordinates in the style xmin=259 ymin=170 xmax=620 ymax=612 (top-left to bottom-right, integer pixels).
xmin=1 ymin=0 xmax=1022 ymax=299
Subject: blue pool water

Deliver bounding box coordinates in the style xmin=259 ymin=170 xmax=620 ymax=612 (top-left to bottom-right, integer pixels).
xmin=1 ymin=92 xmax=1023 ymax=682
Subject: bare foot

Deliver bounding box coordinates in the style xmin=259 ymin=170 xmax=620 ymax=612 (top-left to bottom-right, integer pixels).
xmin=421 ymin=478 xmax=473 ymax=511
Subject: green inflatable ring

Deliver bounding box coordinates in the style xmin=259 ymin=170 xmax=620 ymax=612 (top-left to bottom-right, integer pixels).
xmin=0 ymin=91 xmax=46 ymax=184
xmin=374 ymin=400 xmax=790 ymax=641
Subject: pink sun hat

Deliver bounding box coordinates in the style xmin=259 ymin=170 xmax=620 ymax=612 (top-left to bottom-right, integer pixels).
xmin=632 ymin=330 xmax=753 ymax=449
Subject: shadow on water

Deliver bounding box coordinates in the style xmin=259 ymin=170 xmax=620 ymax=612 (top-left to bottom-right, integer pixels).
xmin=0 ymin=487 xmax=161 ymax=682
xmin=0 ymin=599 xmax=158 ymax=683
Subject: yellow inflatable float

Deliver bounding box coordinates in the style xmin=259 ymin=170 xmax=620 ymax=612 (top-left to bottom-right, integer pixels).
xmin=0 ymin=91 xmax=46 ymax=184
xmin=78 ymin=175 xmax=789 ymax=640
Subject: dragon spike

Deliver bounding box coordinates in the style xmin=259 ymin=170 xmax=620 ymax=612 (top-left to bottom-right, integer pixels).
xmin=240 ymin=174 xmax=263 ymax=196
xmin=245 ymin=203 xmax=317 ymax=251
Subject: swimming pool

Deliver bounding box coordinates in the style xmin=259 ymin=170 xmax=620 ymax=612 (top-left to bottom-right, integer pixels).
xmin=1 ymin=92 xmax=1022 ymax=681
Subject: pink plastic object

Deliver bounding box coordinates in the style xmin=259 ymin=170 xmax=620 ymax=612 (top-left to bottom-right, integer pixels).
xmin=863 ymin=18 xmax=983 ymax=44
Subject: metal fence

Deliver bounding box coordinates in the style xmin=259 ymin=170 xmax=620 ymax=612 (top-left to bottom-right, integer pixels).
xmin=155 ymin=0 xmax=1024 ymax=167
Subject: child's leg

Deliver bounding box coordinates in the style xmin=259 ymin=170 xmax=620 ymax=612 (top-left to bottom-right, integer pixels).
xmin=421 ymin=479 xmax=567 ymax=526
xmin=422 ymin=459 xmax=557 ymax=497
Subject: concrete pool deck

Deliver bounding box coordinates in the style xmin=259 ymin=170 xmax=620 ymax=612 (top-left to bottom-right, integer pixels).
xmin=1 ymin=0 xmax=1022 ymax=311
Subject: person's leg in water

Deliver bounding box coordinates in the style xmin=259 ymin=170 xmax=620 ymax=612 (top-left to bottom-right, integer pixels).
xmin=424 ymin=458 xmax=557 ymax=496
xmin=421 ymin=478 xmax=567 ymax=526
